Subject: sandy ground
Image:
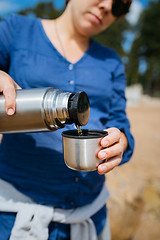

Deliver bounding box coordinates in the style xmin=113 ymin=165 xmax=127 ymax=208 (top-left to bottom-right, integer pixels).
xmin=105 ymin=96 xmax=160 ymax=240
xmin=125 ymin=97 xmax=160 ymax=240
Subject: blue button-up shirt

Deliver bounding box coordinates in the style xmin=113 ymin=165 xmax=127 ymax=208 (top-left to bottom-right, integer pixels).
xmin=0 ymin=14 xmax=134 ymax=238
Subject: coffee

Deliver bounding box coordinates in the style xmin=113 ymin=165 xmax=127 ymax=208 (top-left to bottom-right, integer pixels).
xmin=75 ymin=125 xmax=83 ymax=136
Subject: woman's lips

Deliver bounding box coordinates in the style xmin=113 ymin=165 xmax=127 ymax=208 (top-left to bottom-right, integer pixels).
xmin=88 ymin=12 xmax=102 ymax=25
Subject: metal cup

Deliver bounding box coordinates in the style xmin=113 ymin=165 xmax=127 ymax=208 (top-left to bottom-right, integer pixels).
xmin=62 ymin=129 xmax=108 ymax=171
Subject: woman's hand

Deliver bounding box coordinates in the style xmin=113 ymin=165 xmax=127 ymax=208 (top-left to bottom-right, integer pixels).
xmin=0 ymin=70 xmax=21 ymax=115
xmin=97 ymin=127 xmax=128 ymax=175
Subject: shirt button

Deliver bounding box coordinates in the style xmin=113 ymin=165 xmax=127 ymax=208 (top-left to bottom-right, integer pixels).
xmin=75 ymin=177 xmax=79 ymax=182
xmin=69 ymin=64 xmax=73 ymax=70
xmin=70 ymin=80 xmax=74 ymax=85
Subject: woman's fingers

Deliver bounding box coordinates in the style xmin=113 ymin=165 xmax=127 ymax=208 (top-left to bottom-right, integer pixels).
xmin=98 ymin=141 xmax=123 ymax=160
xmin=0 ymin=71 xmax=21 ymax=115
xmin=3 ymin=86 xmax=16 ymax=115
xmin=97 ymin=127 xmax=127 ymax=175
xmin=100 ymin=127 xmax=121 ymax=148
xmin=98 ymin=127 xmax=122 ymax=160
xmin=97 ymin=154 xmax=122 ymax=175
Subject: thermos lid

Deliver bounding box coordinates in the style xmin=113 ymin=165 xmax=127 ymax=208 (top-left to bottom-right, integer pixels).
xmin=68 ymin=91 xmax=90 ymax=126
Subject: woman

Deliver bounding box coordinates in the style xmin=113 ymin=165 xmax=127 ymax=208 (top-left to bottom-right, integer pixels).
xmin=0 ymin=0 xmax=134 ymax=239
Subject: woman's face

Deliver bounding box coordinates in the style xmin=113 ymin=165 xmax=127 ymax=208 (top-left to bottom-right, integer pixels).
xmin=67 ymin=0 xmax=116 ymax=37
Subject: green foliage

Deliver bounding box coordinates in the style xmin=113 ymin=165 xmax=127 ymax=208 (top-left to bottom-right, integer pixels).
xmin=138 ymin=1 xmax=160 ymax=58
xmin=129 ymin=0 xmax=160 ymax=96
xmin=94 ymin=18 xmax=131 ymax=57
xmin=18 ymin=2 xmax=62 ymax=19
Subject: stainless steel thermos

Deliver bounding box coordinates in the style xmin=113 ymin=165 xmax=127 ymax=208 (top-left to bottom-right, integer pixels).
xmin=0 ymin=87 xmax=90 ymax=133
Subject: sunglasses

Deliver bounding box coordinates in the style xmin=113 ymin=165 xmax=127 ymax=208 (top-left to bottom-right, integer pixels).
xmin=112 ymin=0 xmax=132 ymax=17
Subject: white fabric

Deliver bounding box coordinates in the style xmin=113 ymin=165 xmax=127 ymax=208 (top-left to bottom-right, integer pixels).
xmin=0 ymin=179 xmax=109 ymax=240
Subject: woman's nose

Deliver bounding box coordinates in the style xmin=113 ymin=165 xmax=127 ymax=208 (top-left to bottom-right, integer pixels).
xmin=98 ymin=0 xmax=113 ymax=13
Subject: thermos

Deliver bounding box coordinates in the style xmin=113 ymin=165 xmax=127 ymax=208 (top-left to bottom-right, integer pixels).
xmin=0 ymin=87 xmax=90 ymax=133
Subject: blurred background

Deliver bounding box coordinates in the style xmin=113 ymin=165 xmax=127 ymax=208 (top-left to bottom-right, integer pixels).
xmin=0 ymin=0 xmax=160 ymax=239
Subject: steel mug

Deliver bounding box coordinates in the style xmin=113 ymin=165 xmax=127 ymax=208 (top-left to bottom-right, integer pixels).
xmin=62 ymin=129 xmax=108 ymax=171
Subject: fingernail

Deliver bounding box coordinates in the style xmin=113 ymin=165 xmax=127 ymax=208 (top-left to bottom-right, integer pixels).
xmin=103 ymin=140 xmax=109 ymax=147
xmin=7 ymin=108 xmax=14 ymax=115
xmin=99 ymin=165 xmax=107 ymax=173
xmin=99 ymin=152 xmax=107 ymax=159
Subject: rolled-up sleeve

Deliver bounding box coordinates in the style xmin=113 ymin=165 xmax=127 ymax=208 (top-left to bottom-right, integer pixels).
xmin=106 ymin=60 xmax=135 ymax=164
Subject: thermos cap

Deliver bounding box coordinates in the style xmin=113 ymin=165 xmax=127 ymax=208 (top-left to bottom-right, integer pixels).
xmin=68 ymin=91 xmax=90 ymax=126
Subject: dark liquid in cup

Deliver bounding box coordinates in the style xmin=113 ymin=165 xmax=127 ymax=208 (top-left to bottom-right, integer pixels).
xmin=63 ymin=129 xmax=108 ymax=138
